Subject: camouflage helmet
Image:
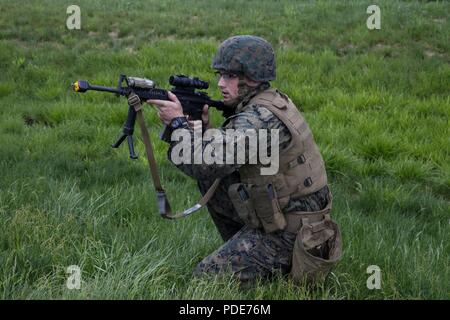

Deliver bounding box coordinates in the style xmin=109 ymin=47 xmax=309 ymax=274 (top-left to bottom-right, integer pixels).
xmin=212 ymin=35 xmax=276 ymax=82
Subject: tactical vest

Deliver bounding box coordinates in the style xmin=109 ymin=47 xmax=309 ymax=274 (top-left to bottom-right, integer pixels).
xmin=228 ymin=88 xmax=329 ymax=233
xmin=227 ymin=88 xmax=342 ymax=284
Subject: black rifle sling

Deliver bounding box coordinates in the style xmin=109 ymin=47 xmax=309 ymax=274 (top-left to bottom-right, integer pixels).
xmin=131 ymin=99 xmax=220 ymax=219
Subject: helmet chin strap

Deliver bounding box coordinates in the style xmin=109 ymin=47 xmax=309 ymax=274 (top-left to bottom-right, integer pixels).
xmin=220 ymin=79 xmax=250 ymax=109
xmin=221 ymin=77 xmax=267 ymax=111
xmin=225 ymin=76 xmax=259 ymax=108
xmin=237 ymin=77 xmax=255 ymax=98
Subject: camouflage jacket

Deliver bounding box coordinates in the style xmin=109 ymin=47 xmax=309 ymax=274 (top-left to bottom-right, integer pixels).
xmin=165 ymin=83 xmax=292 ymax=179
xmin=163 ymin=83 xmax=329 ymax=240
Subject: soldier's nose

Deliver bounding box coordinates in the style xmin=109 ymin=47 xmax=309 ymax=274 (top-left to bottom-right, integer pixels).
xmin=218 ymin=77 xmax=226 ymax=88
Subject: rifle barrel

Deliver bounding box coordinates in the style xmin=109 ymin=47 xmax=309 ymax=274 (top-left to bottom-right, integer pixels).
xmin=88 ymin=84 xmax=123 ymax=95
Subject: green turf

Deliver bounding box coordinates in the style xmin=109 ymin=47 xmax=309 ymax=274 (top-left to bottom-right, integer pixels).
xmin=0 ymin=0 xmax=448 ymax=299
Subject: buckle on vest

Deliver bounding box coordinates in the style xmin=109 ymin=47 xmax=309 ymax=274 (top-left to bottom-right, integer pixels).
xmin=237 ymin=185 xmax=250 ymax=201
xmin=298 ymin=154 xmax=306 ymax=164
xmin=304 ymin=177 xmax=313 ymax=187
xmin=288 ymin=154 xmax=307 ymax=169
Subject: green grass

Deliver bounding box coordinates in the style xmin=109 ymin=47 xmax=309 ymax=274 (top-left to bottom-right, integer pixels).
xmin=0 ymin=0 xmax=449 ymax=299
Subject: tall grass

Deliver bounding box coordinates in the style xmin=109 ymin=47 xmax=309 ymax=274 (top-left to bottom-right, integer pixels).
xmin=0 ymin=0 xmax=448 ymax=299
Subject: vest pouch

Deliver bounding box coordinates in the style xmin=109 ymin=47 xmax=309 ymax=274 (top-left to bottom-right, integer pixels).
xmin=291 ymin=216 xmax=342 ymax=285
xmin=249 ymin=184 xmax=287 ymax=233
xmin=228 ymin=183 xmax=261 ymax=228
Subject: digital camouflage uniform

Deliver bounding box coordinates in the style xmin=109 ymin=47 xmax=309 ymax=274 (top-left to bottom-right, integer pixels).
xmin=163 ymin=35 xmax=338 ymax=284
xmin=165 ymin=83 xmax=330 ymax=283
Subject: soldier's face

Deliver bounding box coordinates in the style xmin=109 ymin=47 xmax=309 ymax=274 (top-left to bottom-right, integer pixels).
xmin=217 ymin=72 xmax=261 ymax=106
xmin=217 ymin=72 xmax=240 ymax=106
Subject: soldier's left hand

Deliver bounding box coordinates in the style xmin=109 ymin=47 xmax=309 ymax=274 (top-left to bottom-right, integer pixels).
xmin=147 ymin=91 xmax=184 ymax=125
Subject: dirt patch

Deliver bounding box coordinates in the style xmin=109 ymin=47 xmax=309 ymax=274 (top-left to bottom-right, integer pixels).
xmin=278 ymin=37 xmax=293 ymax=49
xmin=23 ymin=115 xmax=50 ymax=127
xmin=370 ymin=42 xmax=403 ymax=58
xmin=424 ymin=49 xmax=445 ymax=58
xmin=372 ymin=43 xmax=390 ymax=50
xmin=423 ymin=43 xmax=446 ymax=59
xmin=108 ymin=31 xmax=119 ymax=40
xmin=336 ymin=44 xmax=357 ymax=56
xmin=23 ymin=115 xmax=35 ymax=126
xmin=433 ymin=18 xmax=446 ymax=25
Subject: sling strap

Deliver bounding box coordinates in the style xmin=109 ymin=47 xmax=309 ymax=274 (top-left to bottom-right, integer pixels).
xmin=129 ymin=94 xmax=220 ymax=219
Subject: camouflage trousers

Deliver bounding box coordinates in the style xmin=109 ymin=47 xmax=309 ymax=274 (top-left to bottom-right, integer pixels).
xmin=194 ymin=225 xmax=296 ymax=282
xmin=195 ymin=175 xmax=330 ymax=283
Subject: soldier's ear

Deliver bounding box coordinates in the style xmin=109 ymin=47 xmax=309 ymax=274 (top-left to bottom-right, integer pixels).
xmin=244 ymin=76 xmax=262 ymax=87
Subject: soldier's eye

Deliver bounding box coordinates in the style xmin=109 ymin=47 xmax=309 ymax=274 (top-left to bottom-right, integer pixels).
xmin=216 ymin=72 xmax=238 ymax=81
xmin=226 ymin=73 xmax=238 ymax=79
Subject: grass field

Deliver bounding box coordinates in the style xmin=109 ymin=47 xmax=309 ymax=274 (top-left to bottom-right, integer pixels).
xmin=0 ymin=0 xmax=449 ymax=299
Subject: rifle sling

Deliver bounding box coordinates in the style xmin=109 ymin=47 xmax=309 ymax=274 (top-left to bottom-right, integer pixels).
xmin=134 ymin=105 xmax=220 ymax=219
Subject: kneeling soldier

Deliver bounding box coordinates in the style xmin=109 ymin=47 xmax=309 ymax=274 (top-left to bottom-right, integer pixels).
xmin=147 ymin=35 xmax=342 ymax=286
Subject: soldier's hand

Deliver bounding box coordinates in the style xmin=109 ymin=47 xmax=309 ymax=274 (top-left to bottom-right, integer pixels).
xmin=147 ymin=91 xmax=184 ymax=125
xmin=202 ymin=104 xmax=210 ymax=129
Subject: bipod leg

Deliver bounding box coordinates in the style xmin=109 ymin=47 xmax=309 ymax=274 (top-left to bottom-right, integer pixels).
xmin=111 ymin=105 xmax=138 ymax=159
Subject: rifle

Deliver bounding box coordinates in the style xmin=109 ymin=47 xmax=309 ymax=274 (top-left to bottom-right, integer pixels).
xmin=72 ymin=74 xmax=226 ymax=158
xmin=71 ymin=74 xmax=224 ymax=219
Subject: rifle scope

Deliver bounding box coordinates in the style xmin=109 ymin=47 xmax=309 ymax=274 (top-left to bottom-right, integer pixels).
xmin=169 ymin=75 xmax=209 ymax=90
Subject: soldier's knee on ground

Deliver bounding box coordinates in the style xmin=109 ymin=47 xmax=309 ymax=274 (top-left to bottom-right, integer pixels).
xmin=193 ymin=257 xmax=257 ymax=283
xmin=192 ymin=226 xmax=295 ymax=284
xmin=192 ymin=259 xmax=222 ymax=277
